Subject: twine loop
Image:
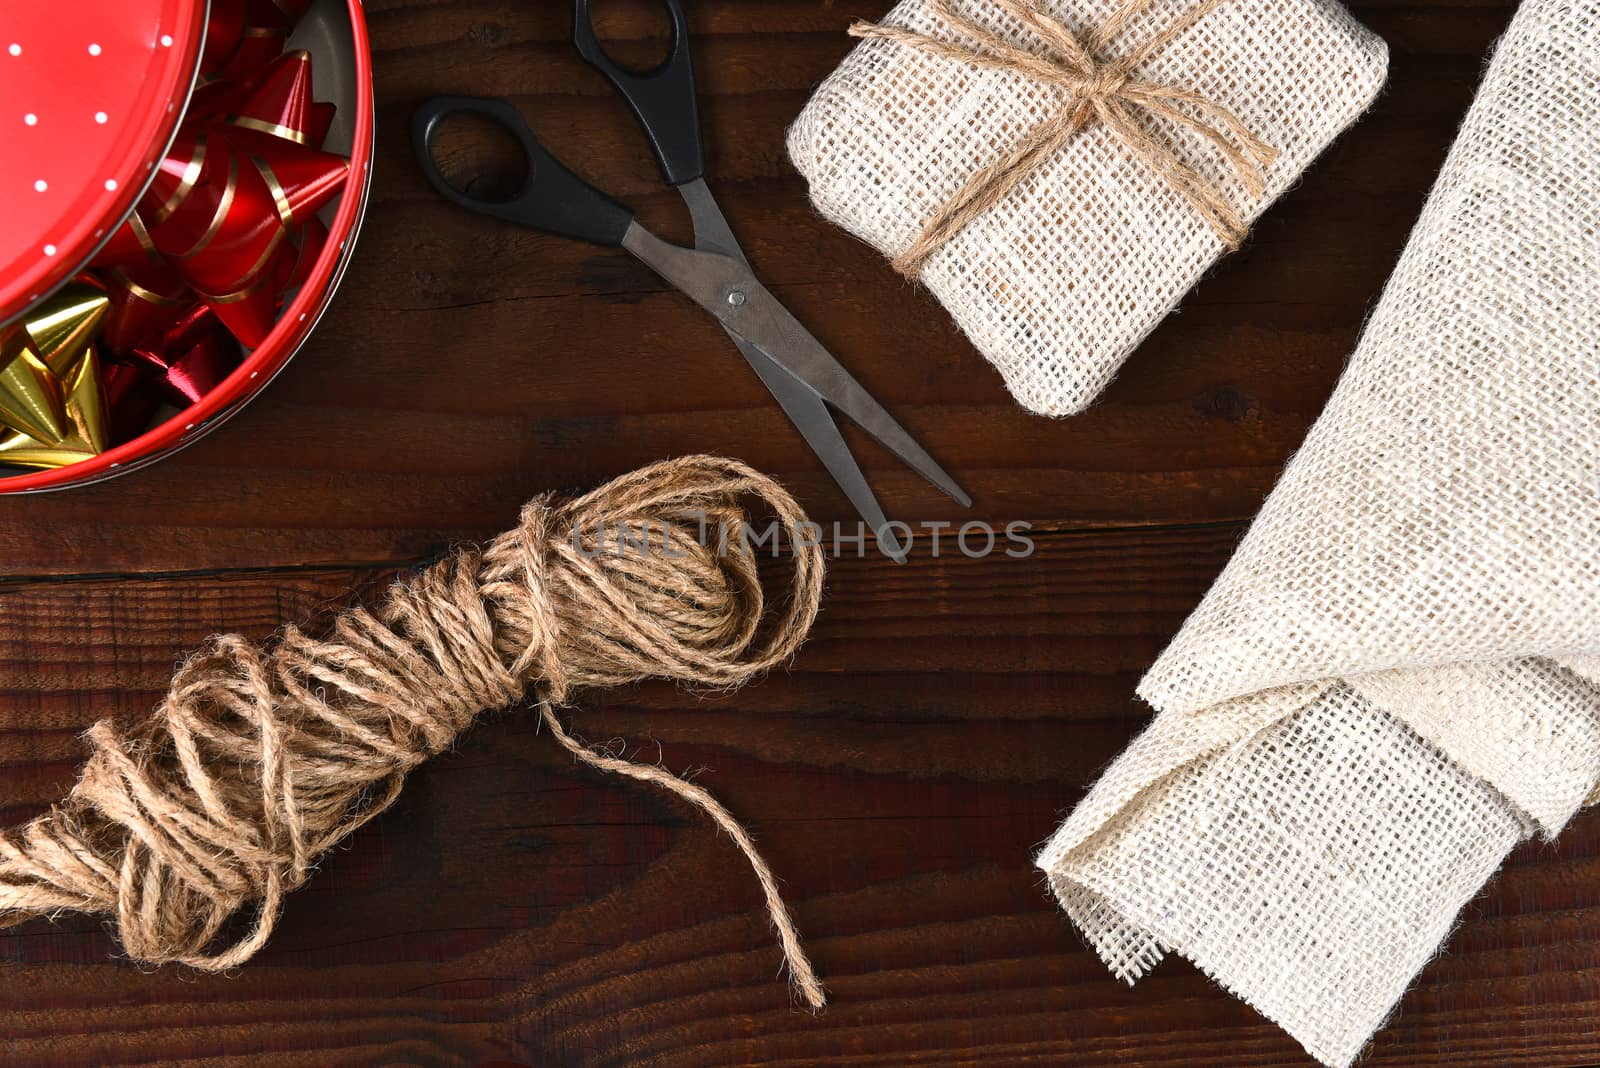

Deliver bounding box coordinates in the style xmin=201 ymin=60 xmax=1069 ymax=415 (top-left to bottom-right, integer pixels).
xmin=850 ymin=0 xmax=1281 ymax=276
xmin=0 ymin=456 xmax=826 ymax=1008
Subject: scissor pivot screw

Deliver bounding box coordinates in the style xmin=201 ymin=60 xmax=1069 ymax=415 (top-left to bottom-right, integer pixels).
xmin=726 ymin=289 xmax=747 ymax=307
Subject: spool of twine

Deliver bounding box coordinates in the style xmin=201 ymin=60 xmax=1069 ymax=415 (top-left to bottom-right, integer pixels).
xmin=0 ymin=455 xmax=827 ymax=1009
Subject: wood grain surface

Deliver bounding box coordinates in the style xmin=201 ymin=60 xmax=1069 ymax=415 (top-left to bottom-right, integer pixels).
xmin=5 ymin=0 xmax=1596 ymax=1065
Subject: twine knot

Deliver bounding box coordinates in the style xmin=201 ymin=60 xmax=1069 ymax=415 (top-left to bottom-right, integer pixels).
xmin=1080 ymin=67 xmax=1131 ymax=100
xmin=0 ymin=456 xmax=826 ymax=1008
xmin=850 ymin=0 xmax=1281 ymax=277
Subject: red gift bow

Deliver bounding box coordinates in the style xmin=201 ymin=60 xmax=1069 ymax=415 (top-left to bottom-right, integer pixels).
xmin=96 ymin=45 xmax=347 ymax=350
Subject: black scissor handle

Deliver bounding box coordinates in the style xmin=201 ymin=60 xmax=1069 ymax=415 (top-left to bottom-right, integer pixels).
xmin=573 ymin=0 xmax=704 ymax=186
xmin=411 ymin=95 xmax=636 ymax=247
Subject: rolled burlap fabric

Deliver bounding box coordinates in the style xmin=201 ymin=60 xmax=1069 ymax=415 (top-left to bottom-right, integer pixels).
xmin=1037 ymin=0 xmax=1600 ymax=1063
xmin=788 ymin=0 xmax=1387 ymax=416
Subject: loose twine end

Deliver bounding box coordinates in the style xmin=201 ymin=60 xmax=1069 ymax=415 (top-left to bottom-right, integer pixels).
xmin=0 ymin=455 xmax=827 ymax=1009
xmin=852 ymin=0 xmax=1279 ymax=278
xmin=538 ymin=701 xmax=827 ymax=1010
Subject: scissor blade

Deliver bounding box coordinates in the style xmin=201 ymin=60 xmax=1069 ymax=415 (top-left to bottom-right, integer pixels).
xmin=678 ymin=177 xmax=746 ymax=264
xmin=621 ymin=223 xmax=972 ymax=508
xmin=726 ymin=291 xmax=972 ymax=508
xmin=673 ymin=184 xmax=908 ymax=561
xmin=730 ymin=335 xmax=908 ymax=563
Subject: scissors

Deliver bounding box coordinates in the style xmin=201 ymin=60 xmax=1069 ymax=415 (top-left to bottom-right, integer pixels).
xmin=411 ymin=0 xmax=971 ymax=562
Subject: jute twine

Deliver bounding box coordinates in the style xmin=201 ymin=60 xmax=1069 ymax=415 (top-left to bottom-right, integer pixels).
xmin=851 ymin=0 xmax=1280 ymax=276
xmin=0 ymin=455 xmax=827 ymax=1009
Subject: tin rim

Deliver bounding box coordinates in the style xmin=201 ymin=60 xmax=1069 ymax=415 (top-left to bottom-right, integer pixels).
xmin=0 ymin=0 xmax=374 ymax=494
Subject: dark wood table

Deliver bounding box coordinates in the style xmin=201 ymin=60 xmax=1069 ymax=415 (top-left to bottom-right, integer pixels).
xmin=4 ymin=0 xmax=1595 ymax=1064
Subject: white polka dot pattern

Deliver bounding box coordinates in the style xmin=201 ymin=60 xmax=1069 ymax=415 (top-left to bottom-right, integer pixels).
xmin=0 ymin=0 xmax=201 ymax=323
xmin=787 ymin=0 xmax=1388 ymax=416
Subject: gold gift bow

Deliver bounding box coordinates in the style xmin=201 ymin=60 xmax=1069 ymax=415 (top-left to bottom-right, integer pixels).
xmin=850 ymin=0 xmax=1280 ymax=276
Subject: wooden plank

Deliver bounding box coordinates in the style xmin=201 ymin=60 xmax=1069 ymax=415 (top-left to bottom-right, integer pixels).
xmin=0 ymin=0 xmax=1517 ymax=575
xmin=5 ymin=0 xmax=1579 ymax=1065
xmin=0 ymin=525 xmax=1597 ymax=1066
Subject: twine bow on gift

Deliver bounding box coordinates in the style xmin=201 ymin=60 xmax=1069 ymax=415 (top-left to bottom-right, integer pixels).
xmin=0 ymin=456 xmax=827 ymax=1010
xmin=851 ymin=0 xmax=1280 ymax=276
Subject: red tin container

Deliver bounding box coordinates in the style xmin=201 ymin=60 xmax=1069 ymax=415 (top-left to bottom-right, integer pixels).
xmin=0 ymin=0 xmax=373 ymax=492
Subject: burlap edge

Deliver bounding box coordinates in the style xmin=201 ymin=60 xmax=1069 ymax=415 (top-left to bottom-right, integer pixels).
xmin=1036 ymin=682 xmax=1543 ymax=1068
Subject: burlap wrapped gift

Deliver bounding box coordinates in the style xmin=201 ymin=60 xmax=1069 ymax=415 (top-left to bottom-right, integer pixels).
xmin=1038 ymin=0 xmax=1600 ymax=1063
xmin=788 ymin=0 xmax=1388 ymax=416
